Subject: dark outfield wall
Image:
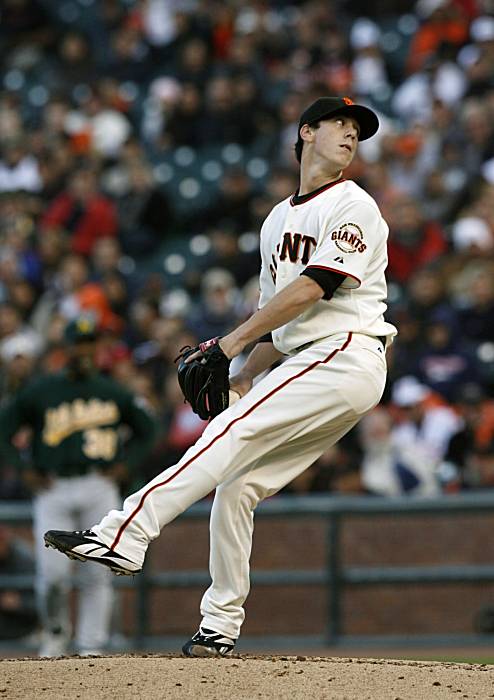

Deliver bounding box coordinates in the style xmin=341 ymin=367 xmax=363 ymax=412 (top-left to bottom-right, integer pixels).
xmin=118 ymin=510 xmax=494 ymax=638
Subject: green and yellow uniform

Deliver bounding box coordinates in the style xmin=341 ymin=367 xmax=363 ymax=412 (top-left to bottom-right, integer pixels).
xmin=0 ymin=364 xmax=157 ymax=656
xmin=0 ymin=371 xmax=155 ymax=478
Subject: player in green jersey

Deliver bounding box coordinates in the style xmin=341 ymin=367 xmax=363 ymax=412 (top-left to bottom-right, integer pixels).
xmin=0 ymin=315 xmax=156 ymax=656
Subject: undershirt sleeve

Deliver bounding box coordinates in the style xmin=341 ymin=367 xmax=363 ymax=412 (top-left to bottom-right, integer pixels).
xmin=300 ymin=267 xmax=345 ymax=300
xmin=258 ymin=332 xmax=273 ymax=342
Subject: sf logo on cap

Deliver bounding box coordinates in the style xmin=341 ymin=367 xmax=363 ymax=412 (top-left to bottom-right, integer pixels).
xmin=342 ymin=97 xmax=354 ymax=105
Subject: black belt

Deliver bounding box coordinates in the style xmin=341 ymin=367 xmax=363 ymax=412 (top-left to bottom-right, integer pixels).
xmin=378 ymin=335 xmax=386 ymax=350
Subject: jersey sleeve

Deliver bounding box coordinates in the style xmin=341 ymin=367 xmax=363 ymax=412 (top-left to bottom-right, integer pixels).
xmin=306 ymin=200 xmax=384 ymax=289
xmin=300 ymin=267 xmax=345 ymax=300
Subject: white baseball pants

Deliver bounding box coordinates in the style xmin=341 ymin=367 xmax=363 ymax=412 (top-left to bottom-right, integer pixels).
xmin=34 ymin=472 xmax=120 ymax=652
xmin=93 ymin=332 xmax=387 ymax=639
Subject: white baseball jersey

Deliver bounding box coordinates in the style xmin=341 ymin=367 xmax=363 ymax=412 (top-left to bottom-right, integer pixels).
xmin=258 ymin=177 xmax=397 ymax=354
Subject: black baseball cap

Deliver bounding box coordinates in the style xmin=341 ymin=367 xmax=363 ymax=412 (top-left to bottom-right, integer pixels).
xmin=296 ymin=96 xmax=379 ymax=159
xmin=64 ymin=315 xmax=98 ymax=344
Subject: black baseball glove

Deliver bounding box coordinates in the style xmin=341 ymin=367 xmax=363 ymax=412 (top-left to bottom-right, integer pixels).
xmin=176 ymin=337 xmax=231 ymax=420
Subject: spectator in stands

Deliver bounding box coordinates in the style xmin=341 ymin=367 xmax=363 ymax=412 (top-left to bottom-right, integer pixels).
xmin=373 ymin=376 xmax=461 ymax=495
xmin=41 ymin=168 xmax=118 ymax=257
xmin=126 ymin=296 xmax=161 ymax=355
xmin=134 ymin=0 xmax=182 ymax=64
xmin=161 ymin=82 xmax=204 ymax=148
xmin=0 ymin=302 xmax=43 ymax=361
xmin=90 ymin=237 xmax=122 ymax=280
xmin=37 ymin=143 xmax=75 ymax=206
xmin=99 ymin=271 xmax=130 ymax=333
xmin=359 ymin=407 xmax=401 ymax=496
xmin=406 ymin=0 xmax=468 ymax=74
xmin=462 ymin=16 xmax=494 ymax=98
xmin=464 ymin=442 xmax=494 ymax=488
xmin=455 ymin=268 xmax=494 ymax=345
xmin=415 ymin=306 xmax=480 ymax=401
xmin=32 ymin=227 xmax=67 ymax=291
xmin=234 ymin=73 xmax=277 ymax=142
xmin=451 ymin=216 xmax=494 ymax=256
xmin=387 ymin=132 xmax=428 ymax=199
xmin=0 ymin=212 xmax=41 ymax=295
xmin=429 ymin=135 xmax=469 ymax=218
xmin=0 ymin=95 xmax=24 ymax=148
xmin=407 ymin=266 xmax=451 ymax=329
xmin=386 ymin=305 xmax=423 ymax=384
xmin=116 ymin=161 xmax=174 ymax=257
xmin=107 ymin=24 xmax=151 ymax=83
xmin=386 ymin=193 xmax=448 ymax=285
xmin=80 ymin=82 xmax=133 ymax=160
xmin=8 ymin=279 xmax=39 ymax=324
xmin=402 ymin=50 xmax=467 ymax=127
xmin=0 ymin=0 xmax=54 ymax=59
xmin=30 ymin=249 xmax=84 ymax=336
xmin=0 ymin=333 xmax=40 ymax=402
xmin=52 ymin=31 xmax=98 ymax=93
xmin=227 ymin=33 xmax=264 ymax=82
xmin=459 ymin=99 xmax=494 ymax=176
xmin=442 ymin=382 xmax=494 ymax=490
xmin=201 ymin=76 xmax=258 ymax=146
xmin=39 ymin=97 xmax=70 ymax=142
xmin=56 ymin=253 xmax=121 ymax=333
xmin=175 ymin=38 xmax=212 ymax=90
xmin=186 ymin=268 xmax=240 ymax=341
xmin=0 ymin=139 xmax=42 ymax=194
xmin=199 ymin=168 xmax=255 ymax=234
xmin=350 ymin=18 xmax=389 ymax=99
xmin=420 ymin=166 xmax=462 ymax=223
xmin=190 ymin=228 xmax=259 ymax=293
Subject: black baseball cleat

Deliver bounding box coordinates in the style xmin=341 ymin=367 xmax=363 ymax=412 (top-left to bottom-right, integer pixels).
xmin=182 ymin=627 xmax=236 ymax=657
xmin=44 ymin=529 xmax=142 ymax=576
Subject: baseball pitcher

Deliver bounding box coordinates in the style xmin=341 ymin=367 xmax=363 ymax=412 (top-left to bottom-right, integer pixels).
xmin=45 ymin=97 xmax=397 ymax=656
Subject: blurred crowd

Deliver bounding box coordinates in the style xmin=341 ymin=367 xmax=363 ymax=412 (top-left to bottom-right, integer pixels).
xmin=1 ymin=0 xmax=494 ymax=501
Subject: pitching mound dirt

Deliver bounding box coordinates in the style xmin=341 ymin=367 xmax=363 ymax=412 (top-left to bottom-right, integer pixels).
xmin=1 ymin=654 xmax=493 ymax=699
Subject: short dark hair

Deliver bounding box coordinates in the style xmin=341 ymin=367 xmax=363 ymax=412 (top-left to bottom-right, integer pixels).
xmin=294 ymin=121 xmax=320 ymax=163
